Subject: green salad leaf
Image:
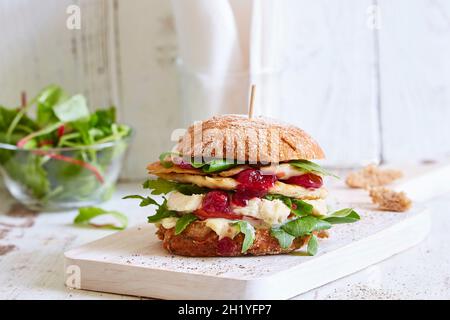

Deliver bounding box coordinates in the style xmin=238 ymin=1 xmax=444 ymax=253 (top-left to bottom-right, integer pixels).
xmin=307 ymin=234 xmax=319 ymax=256
xmin=202 ymin=159 xmax=236 ymax=173
xmin=175 ymin=213 xmax=198 ymax=235
xmin=74 ymin=206 xmax=128 ymax=230
xmin=281 ymin=216 xmax=332 ymax=237
xmin=289 ymin=160 xmax=339 ymax=178
xmin=143 ymin=178 xmax=208 ymax=195
xmin=159 ymin=151 xmax=179 ymax=168
xmin=323 ymin=208 xmax=360 ymax=224
xmin=36 ymin=84 xmax=66 ymax=126
xmin=143 ymin=179 xmax=179 ymax=195
xmin=234 ymin=221 xmax=256 ymax=253
xmin=122 ymin=195 xmax=158 ymax=207
xmin=147 ymin=198 xmax=177 ymax=223
xmin=291 ymin=199 xmax=314 ymax=217
xmin=264 ymin=194 xmax=313 ymax=217
xmin=53 ymin=94 xmax=89 ymax=123
xmin=270 ymin=227 xmax=295 ymax=249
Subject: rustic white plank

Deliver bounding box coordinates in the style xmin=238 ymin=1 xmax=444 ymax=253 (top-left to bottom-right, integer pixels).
xmin=378 ymin=0 xmax=450 ymax=161
xmin=278 ymin=0 xmax=380 ymax=167
xmin=115 ymin=0 xmax=180 ymax=180
xmin=0 ymin=0 xmax=116 ymax=108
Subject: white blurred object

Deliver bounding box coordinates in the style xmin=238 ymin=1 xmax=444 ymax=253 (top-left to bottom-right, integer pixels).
xmin=171 ymin=0 xmax=285 ymax=125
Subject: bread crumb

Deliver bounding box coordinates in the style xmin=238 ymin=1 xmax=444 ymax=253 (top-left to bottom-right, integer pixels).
xmin=346 ymin=164 xmax=403 ymax=189
xmin=369 ymin=187 xmax=412 ymax=212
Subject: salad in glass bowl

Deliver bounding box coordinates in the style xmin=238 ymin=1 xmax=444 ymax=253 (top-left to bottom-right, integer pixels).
xmin=0 ymin=85 xmax=132 ymax=211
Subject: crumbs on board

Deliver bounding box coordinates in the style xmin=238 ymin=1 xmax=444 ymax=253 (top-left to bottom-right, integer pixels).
xmin=369 ymin=187 xmax=412 ymax=212
xmin=346 ymin=164 xmax=403 ymax=189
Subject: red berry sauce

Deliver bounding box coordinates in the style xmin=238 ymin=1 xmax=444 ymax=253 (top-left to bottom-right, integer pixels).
xmin=232 ymin=169 xmax=277 ymax=206
xmin=177 ymin=161 xmax=194 ymax=169
xmin=284 ymin=173 xmax=323 ymax=189
xmin=196 ymin=191 xmax=243 ymax=219
xmin=217 ymin=237 xmax=240 ymax=256
xmin=202 ymin=191 xmax=231 ymax=213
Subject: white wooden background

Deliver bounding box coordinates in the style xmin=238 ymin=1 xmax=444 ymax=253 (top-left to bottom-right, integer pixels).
xmin=1 ymin=0 xmax=450 ymax=179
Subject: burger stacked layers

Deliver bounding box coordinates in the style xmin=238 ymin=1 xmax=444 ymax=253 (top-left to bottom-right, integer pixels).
xmin=125 ymin=115 xmax=360 ymax=257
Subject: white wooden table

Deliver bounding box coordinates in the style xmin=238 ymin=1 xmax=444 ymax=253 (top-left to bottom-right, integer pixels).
xmin=1 ymin=178 xmax=449 ymax=300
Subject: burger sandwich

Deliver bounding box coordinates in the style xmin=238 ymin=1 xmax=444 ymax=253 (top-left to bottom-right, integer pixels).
xmin=125 ymin=115 xmax=359 ymax=257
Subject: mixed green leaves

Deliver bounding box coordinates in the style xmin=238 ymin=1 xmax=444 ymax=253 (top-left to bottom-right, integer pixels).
xmin=281 ymin=216 xmax=332 ymax=237
xmin=74 ymin=206 xmax=128 ymax=230
xmin=159 ymin=152 xmax=237 ymax=173
xmin=289 ymin=160 xmax=339 ymax=178
xmin=0 ymin=85 xmax=131 ymax=205
xmin=269 ymin=206 xmax=360 ymax=255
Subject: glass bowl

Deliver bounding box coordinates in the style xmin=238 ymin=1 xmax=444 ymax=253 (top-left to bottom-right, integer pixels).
xmin=0 ymin=136 xmax=131 ymax=211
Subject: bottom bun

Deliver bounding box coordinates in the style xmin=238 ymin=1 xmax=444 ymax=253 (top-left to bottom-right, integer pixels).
xmin=156 ymin=221 xmax=308 ymax=257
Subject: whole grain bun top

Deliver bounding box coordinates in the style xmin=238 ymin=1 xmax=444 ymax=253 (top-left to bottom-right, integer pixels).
xmin=176 ymin=114 xmax=325 ymax=163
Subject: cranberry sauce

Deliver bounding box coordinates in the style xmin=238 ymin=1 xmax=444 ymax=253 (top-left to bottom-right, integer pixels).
xmin=283 ymin=173 xmax=323 ymax=189
xmin=217 ymin=237 xmax=240 ymax=256
xmin=232 ymin=169 xmax=277 ymax=206
xmin=202 ymin=191 xmax=231 ymax=213
xmin=196 ymin=191 xmax=243 ymax=219
xmin=177 ymin=161 xmax=194 ymax=169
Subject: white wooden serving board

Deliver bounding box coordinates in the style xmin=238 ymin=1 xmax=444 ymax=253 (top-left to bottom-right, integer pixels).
xmin=64 ymin=164 xmax=449 ymax=300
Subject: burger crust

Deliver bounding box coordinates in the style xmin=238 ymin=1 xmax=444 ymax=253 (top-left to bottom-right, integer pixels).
xmin=176 ymin=114 xmax=325 ymax=163
xmin=156 ymin=221 xmax=308 ymax=257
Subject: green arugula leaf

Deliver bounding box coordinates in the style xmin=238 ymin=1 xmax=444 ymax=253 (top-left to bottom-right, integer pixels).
xmin=307 ymin=234 xmax=319 ymax=256
xmin=35 ymin=85 xmax=65 ymax=126
xmin=270 ymin=227 xmax=295 ymax=249
xmin=143 ymin=178 xmax=208 ymax=195
xmin=291 ymin=199 xmax=314 ymax=217
xmin=234 ymin=221 xmax=256 ymax=253
xmin=143 ymin=178 xmax=178 ymax=195
xmin=202 ymin=159 xmax=237 ymax=173
xmin=53 ymin=94 xmax=90 ymax=122
xmin=175 ymin=213 xmax=197 ymax=235
xmin=74 ymin=206 xmax=128 ymax=230
xmin=264 ymin=194 xmax=291 ymax=206
xmin=159 ymin=152 xmax=179 ymax=168
xmin=289 ymin=160 xmax=339 ymax=178
xmin=190 ymin=160 xmax=206 ymax=169
xmin=122 ymin=194 xmax=158 ymax=207
xmin=264 ymin=194 xmax=313 ymax=217
xmin=147 ymin=198 xmax=178 ymax=223
xmin=281 ymin=216 xmax=331 ymax=237
xmin=324 ymin=208 xmax=360 ymax=224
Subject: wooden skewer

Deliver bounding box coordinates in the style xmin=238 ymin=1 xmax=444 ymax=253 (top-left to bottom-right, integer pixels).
xmin=248 ymin=84 xmax=256 ymax=119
